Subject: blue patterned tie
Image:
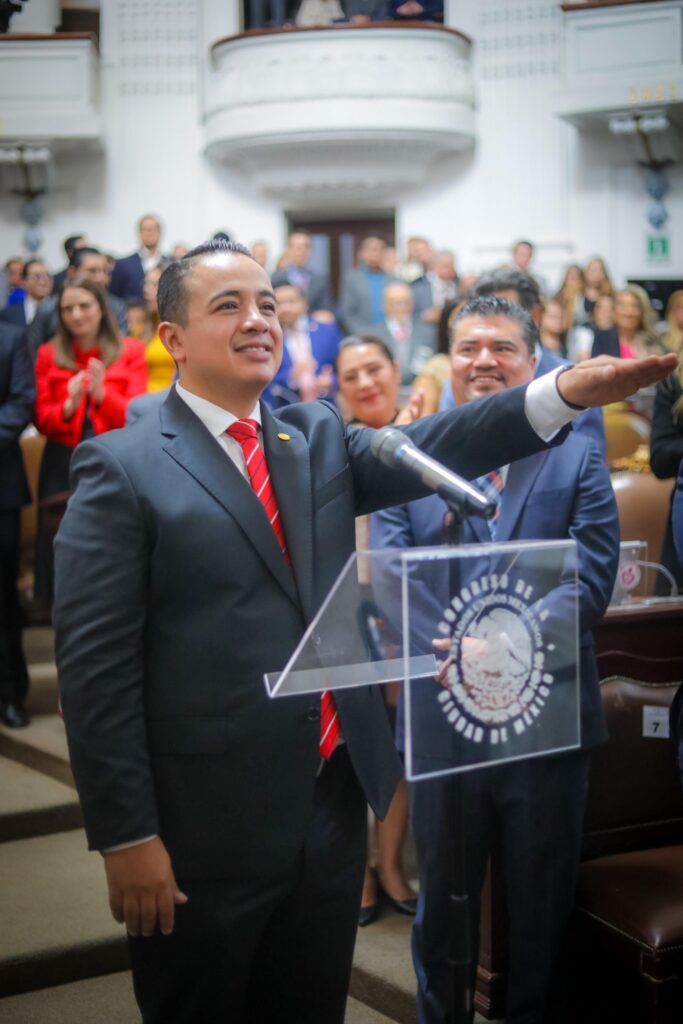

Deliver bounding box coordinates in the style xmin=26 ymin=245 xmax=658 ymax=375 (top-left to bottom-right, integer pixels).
xmin=473 ymin=469 xmax=505 ymax=539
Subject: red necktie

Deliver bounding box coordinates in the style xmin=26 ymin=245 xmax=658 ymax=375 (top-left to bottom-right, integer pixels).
xmin=226 ymin=419 xmax=340 ymax=759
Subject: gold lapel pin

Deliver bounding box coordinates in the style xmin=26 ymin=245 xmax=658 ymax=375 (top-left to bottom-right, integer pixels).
xmin=277 ymin=432 xmax=291 ymax=441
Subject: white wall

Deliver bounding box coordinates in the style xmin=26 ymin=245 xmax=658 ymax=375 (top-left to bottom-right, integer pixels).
xmin=1 ymin=0 xmax=680 ymax=289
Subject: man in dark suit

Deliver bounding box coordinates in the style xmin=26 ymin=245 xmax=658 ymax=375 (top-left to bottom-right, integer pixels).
xmin=0 ymin=259 xmax=52 ymax=329
xmin=271 ymin=230 xmax=331 ymax=313
xmin=109 ymin=214 xmax=168 ymax=301
xmin=53 ymin=241 xmax=674 ymax=1024
xmin=0 ymin=322 xmax=35 ymax=728
xmin=263 ymin=282 xmax=341 ymax=406
xmin=371 ymin=296 xmax=620 ymax=1024
xmin=440 ymin=268 xmax=606 ymax=455
xmin=51 ymin=234 xmax=88 ymax=295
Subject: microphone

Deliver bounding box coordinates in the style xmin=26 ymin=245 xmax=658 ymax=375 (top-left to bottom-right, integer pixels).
xmin=370 ymin=427 xmax=497 ymax=520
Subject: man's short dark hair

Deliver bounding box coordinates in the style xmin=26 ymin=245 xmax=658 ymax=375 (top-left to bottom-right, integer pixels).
xmin=63 ymin=235 xmax=85 ymax=259
xmin=23 ymin=258 xmax=48 ymax=279
xmin=359 ymin=234 xmax=386 ymax=248
xmin=452 ymin=295 xmax=538 ymax=357
xmin=513 ymin=239 xmax=534 ymax=252
xmin=157 ymin=239 xmax=255 ymax=325
xmin=70 ymin=246 xmax=102 ymax=270
xmin=471 ymin=268 xmax=541 ymax=312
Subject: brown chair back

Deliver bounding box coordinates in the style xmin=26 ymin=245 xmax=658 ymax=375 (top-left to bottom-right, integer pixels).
xmin=582 ymin=676 xmax=683 ymax=859
xmin=611 ymin=472 xmax=673 ymax=594
xmin=604 ymin=411 xmax=650 ymax=462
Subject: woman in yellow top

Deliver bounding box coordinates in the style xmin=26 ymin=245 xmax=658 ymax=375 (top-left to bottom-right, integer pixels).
xmin=143 ymin=266 xmax=176 ymax=392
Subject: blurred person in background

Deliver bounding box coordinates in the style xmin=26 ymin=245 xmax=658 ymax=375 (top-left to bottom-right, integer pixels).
xmin=27 ymin=247 xmax=128 ymax=356
xmin=373 ymin=281 xmax=437 ymax=384
xmin=650 ymin=356 xmax=683 ymax=594
xmin=509 ymin=239 xmax=550 ymax=297
xmin=109 ymin=214 xmax=168 ymax=302
xmin=296 ymin=0 xmax=344 ymax=24
xmin=52 ymin=234 xmax=88 ymax=295
xmin=126 ymin=300 xmax=154 ymax=342
xmin=650 ymin=291 xmax=683 ymax=594
xmin=142 ymin=266 xmax=176 ymax=393
xmin=33 ymin=279 xmax=147 ymax=604
xmin=263 ymin=283 xmax=340 ymax=406
xmin=250 ymin=240 xmax=270 ymax=270
xmin=170 ymin=244 xmax=189 ymax=262
xmin=398 ymin=236 xmax=433 ymax=284
xmin=0 ymin=320 xmax=35 ymax=728
xmin=340 ymin=234 xmax=395 ymax=334
xmin=335 ymin=333 xmax=422 ymax=927
xmin=412 ymin=249 xmax=459 ymax=326
xmin=272 ymin=230 xmax=331 ymax=313
xmin=3 ymin=258 xmax=26 ymax=307
xmin=555 ymin=264 xmax=585 ymax=330
xmin=591 ymin=284 xmax=664 ymax=360
xmin=248 ymin=0 xmax=287 ymax=26
xmin=0 ymin=259 xmax=52 ymax=327
xmin=662 ymin=289 xmax=683 ymax=355
xmin=582 ymin=256 xmax=614 ymax=321
xmin=539 ymin=297 xmax=567 ymax=358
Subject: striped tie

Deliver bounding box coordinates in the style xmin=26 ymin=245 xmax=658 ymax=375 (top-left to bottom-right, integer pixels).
xmin=226 ymin=419 xmax=340 ymax=759
xmin=473 ymin=469 xmax=505 ymax=539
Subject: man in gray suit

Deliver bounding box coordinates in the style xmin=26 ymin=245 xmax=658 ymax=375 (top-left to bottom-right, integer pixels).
xmin=371 ymin=281 xmax=437 ymax=384
xmin=54 ymin=239 xmax=675 ymax=1024
xmin=339 ymin=234 xmax=395 ymax=334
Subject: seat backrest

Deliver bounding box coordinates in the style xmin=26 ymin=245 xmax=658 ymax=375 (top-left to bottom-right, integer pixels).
xmin=611 ymin=472 xmax=673 ymax=593
xmin=604 ymin=411 xmax=651 ymax=462
xmin=582 ymin=676 xmax=683 ymax=859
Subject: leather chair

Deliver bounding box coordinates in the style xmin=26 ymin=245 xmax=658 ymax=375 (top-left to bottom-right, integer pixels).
xmin=611 ymin=472 xmax=675 ymax=595
xmin=604 ymin=411 xmax=651 ymax=463
xmin=573 ymin=676 xmax=683 ymax=1023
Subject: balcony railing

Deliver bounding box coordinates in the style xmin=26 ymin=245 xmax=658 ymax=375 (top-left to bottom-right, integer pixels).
xmin=555 ymin=0 xmax=683 ymax=128
xmin=0 ymin=33 xmax=101 ymax=146
xmin=203 ymin=22 xmax=475 ymax=206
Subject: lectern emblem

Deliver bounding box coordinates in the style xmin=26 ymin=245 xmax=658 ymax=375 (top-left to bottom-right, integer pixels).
xmin=436 ymin=573 xmax=555 ymax=746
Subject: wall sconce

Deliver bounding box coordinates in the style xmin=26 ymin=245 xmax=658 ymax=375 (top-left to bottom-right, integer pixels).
xmin=0 ymin=143 xmax=52 ymax=253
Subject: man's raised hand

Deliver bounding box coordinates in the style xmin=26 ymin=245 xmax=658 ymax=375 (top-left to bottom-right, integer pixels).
xmin=557 ymin=353 xmax=677 ymax=410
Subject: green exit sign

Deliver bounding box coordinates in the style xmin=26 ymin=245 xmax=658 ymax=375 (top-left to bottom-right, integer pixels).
xmin=647 ymin=235 xmax=670 ymax=262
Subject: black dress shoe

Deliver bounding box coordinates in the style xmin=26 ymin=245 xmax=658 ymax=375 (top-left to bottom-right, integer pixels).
xmin=358 ymin=903 xmax=380 ymax=927
xmin=382 ymin=894 xmax=418 ymax=916
xmin=376 ymin=874 xmax=418 ymax=916
xmin=0 ymin=701 xmax=30 ymax=728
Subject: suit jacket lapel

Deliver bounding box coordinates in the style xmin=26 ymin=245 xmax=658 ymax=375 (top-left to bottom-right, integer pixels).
xmin=261 ymin=403 xmax=314 ymax=621
xmin=159 ymin=390 xmax=300 ymax=609
xmin=495 ymin=451 xmax=549 ymax=541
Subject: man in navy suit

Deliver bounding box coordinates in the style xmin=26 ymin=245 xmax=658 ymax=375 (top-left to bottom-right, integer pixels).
xmin=109 ymin=214 xmax=168 ymax=301
xmin=440 ymin=268 xmax=606 ymax=456
xmin=271 ymin=230 xmax=331 ymax=313
xmin=0 ymin=322 xmax=35 ymax=728
xmin=54 ymin=242 xmax=672 ymax=1024
xmin=371 ymin=296 xmax=620 ymax=1024
xmin=0 ymin=259 xmax=52 ymax=329
xmin=263 ymin=282 xmax=341 ymax=407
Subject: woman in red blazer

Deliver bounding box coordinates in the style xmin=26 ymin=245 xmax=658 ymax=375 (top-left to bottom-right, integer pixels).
xmin=34 ymin=278 xmax=147 ymax=603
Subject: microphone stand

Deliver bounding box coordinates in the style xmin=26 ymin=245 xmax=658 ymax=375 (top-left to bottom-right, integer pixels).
xmin=443 ymin=498 xmax=472 ymax=1024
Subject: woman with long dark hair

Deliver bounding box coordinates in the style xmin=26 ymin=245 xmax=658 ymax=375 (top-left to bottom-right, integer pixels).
xmin=33 ymin=278 xmax=147 ymax=602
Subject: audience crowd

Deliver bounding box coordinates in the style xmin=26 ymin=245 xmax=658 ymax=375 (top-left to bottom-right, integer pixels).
xmin=246 ymin=0 xmax=445 ymax=30
xmin=1 ymin=211 xmax=681 ymax=1023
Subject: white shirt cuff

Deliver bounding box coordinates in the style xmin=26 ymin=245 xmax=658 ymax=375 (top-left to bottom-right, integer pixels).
xmin=524 ymin=367 xmax=580 ymax=442
xmin=101 ymin=834 xmax=158 ymax=854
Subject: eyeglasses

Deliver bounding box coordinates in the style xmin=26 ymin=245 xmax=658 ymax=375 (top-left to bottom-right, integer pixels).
xmin=27 ymin=272 xmax=51 ymax=281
